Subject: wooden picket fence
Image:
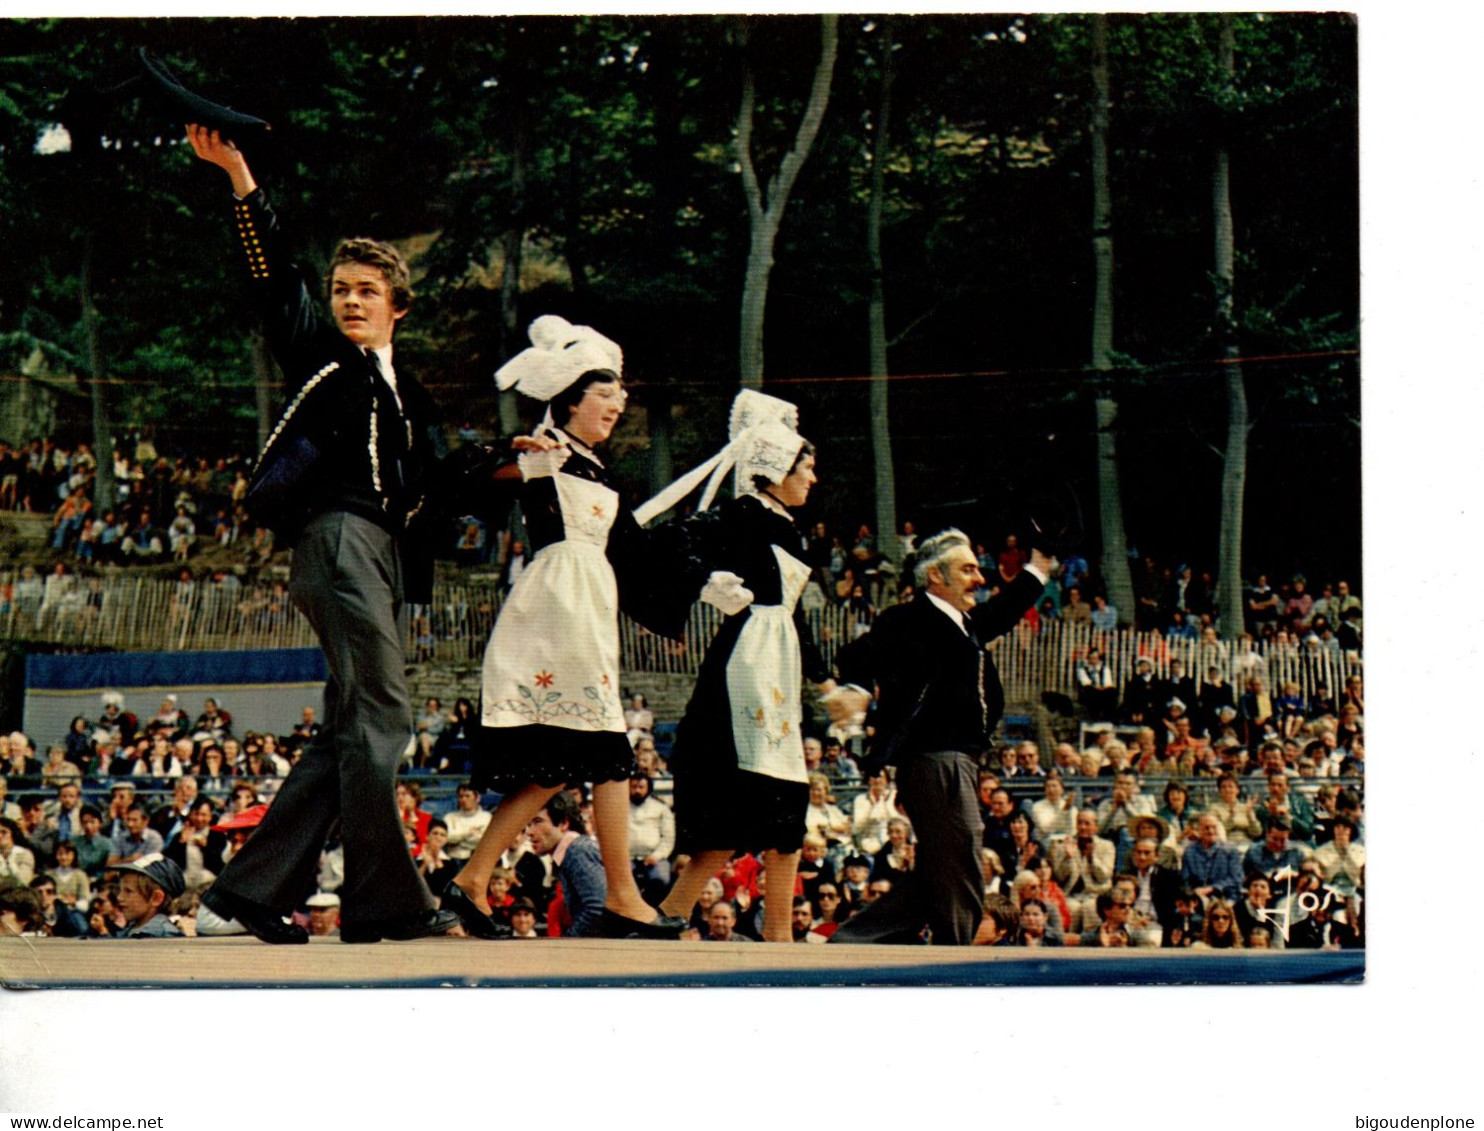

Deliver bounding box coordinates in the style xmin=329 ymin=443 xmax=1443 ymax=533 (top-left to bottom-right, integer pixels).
xmin=0 ymin=570 xmax=1358 ymax=702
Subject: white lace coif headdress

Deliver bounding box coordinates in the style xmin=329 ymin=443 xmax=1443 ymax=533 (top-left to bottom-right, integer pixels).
xmin=494 ymin=314 xmax=623 ymax=403
xmin=633 ymin=389 xmax=807 ymax=525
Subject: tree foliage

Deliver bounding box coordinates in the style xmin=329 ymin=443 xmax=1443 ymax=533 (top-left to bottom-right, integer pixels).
xmin=0 ymin=14 xmax=1359 ymax=585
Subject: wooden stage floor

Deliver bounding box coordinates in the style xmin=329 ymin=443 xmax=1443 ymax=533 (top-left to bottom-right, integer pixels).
xmin=0 ymin=935 xmax=1364 ymax=989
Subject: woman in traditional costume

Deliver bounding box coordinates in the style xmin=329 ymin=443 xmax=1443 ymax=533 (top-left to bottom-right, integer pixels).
xmin=441 ymin=316 xmax=713 ymax=940
xmin=641 ymin=392 xmax=842 ymax=942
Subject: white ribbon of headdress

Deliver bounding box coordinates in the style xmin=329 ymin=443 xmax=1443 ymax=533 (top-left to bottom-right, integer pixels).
xmin=633 ymin=392 xmax=801 ymax=526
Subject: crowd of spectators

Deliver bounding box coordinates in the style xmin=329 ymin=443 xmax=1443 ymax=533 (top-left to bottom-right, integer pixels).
xmin=0 ymin=660 xmax=1362 ymax=951
xmin=0 ymin=475 xmax=1364 ymax=949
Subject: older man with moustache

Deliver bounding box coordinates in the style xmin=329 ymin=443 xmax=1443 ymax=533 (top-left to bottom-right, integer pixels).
xmin=827 ymin=528 xmax=1048 ymax=945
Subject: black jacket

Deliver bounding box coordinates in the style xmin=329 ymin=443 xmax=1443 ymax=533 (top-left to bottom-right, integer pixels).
xmin=232 ymin=189 xmax=445 ymax=600
xmin=835 ymin=573 xmax=1043 ymax=773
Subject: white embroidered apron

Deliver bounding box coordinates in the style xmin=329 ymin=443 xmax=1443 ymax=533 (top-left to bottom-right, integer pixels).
xmin=480 ymin=474 xmax=624 ymax=734
xmin=726 ymin=545 xmax=812 ymax=782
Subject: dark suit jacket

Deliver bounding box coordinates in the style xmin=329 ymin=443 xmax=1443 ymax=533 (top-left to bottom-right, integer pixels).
xmin=836 ymin=573 xmax=1043 ymax=774
xmin=232 ymin=189 xmax=445 ymax=601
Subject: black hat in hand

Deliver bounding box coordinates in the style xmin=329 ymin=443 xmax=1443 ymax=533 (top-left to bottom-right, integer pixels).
xmin=1022 ymin=480 xmax=1084 ymax=558
xmin=136 ymin=48 xmax=271 ymax=143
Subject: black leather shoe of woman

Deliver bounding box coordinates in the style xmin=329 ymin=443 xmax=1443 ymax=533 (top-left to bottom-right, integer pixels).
xmin=441 ymin=881 xmax=514 ymax=940
xmin=596 ymin=908 xmax=688 ymax=940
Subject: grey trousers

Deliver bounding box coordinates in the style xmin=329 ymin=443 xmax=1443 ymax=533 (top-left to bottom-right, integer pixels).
xmin=212 ymin=512 xmax=435 ymax=925
xmin=831 ymin=750 xmax=985 ymax=946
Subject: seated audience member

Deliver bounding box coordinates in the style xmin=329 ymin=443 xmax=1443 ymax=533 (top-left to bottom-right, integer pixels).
xmin=626 ymin=773 xmax=675 ymax=903
xmin=395 ymin=780 xmax=433 ymax=852
xmin=1233 ymin=874 xmax=1284 ymax=949
xmin=981 ymin=786 xmax=1018 ymax=861
xmin=15 ymin=796 xmax=55 ymax=869
xmin=484 ymin=868 xmax=518 ymax=927
xmin=790 ymin=896 xmax=816 ymax=942
xmin=623 ymin=693 xmax=655 ymax=736
xmin=796 ymin=834 xmax=836 ymax=905
xmin=869 ymin=818 xmax=915 ymax=886
xmin=417 ymin=818 xmax=458 ymax=894
xmin=149 ymin=776 xmax=201 ymax=842
xmin=163 ymin=797 xmax=227 ymax=892
xmin=413 ymin=699 xmax=446 ymax=766
xmin=29 ymin=874 xmax=87 ymax=937
xmin=1164 ymin=889 xmax=1204 ymax=949
xmin=1009 ymin=870 xmax=1065 ymax=944
xmin=107 ymin=853 xmax=186 ymax=938
xmin=1015 ymin=898 xmax=1061 ymax=947
xmin=804 ymin=774 xmax=854 ymax=857
xmin=0 ymin=818 xmax=37 ymax=888
xmin=525 ymin=793 xmax=606 ymax=938
xmin=1242 ymin=819 xmax=1308 ymax=887
xmin=1125 ymin=836 xmax=1181 ymax=946
xmin=974 ymin=893 xmax=1020 ymax=947
xmin=1051 ymin=743 xmax=1082 ymax=777
xmin=508 ymin=897 xmax=539 ymax=939
xmin=1054 ymin=809 xmax=1115 ymax=934
xmin=1256 ymin=772 xmax=1315 ymax=842
xmin=108 ymin=803 xmax=164 ymax=866
xmin=1181 ymin=814 xmax=1244 ymax=904
xmin=0 ymin=884 xmax=44 ymax=937
xmin=1313 ymin=817 xmax=1364 ymax=895
xmin=1107 ymin=874 xmax=1160 ymax=948
xmin=1097 ymin=770 xmax=1157 ymax=840
xmin=851 ymin=771 xmax=896 ymax=857
xmin=838 ymin=854 xmax=871 ymax=914
xmin=685 ymin=876 xmax=726 ymax=936
xmin=305 ymin=892 xmax=341 ymax=937
xmin=1079 ymin=891 xmax=1132 ymax=948
xmin=193 ymin=698 xmax=233 ymax=744
xmin=1115 ymin=813 xmax=1171 ymax=873
xmin=442 ymin=783 xmax=492 ymax=863
xmin=1075 ymin=647 xmax=1118 ymax=719
xmin=704 ymin=899 xmax=751 ymax=943
xmin=1287 ymin=892 xmax=1361 ymax=950
xmin=46 ymin=839 xmax=91 ymax=911
xmin=808 ymin=883 xmax=845 ymax=940
xmin=73 ymin=806 xmax=112 ymax=879
xmin=998 ymin=811 xmax=1046 ymax=879
xmin=1205 ymin=773 xmax=1263 ymax=847
xmin=39 ymin=744 xmax=81 ymax=788
xmin=1030 ymin=771 xmax=1076 ymax=842
xmin=822 ymin=736 xmax=861 ymax=784
xmin=1194 ymin=898 xmax=1244 ymax=949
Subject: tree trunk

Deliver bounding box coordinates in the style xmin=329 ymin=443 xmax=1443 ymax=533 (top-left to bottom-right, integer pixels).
xmin=866 ymin=17 xmax=900 ymax=567
xmin=250 ymin=329 xmax=277 ymax=453
xmin=80 ymin=232 xmax=115 ymax=513
xmin=1213 ymin=14 xmax=1249 ymax=639
xmin=646 ymin=385 xmax=675 ymax=498
xmin=735 ymin=14 xmax=839 ymax=389
xmin=498 ymin=102 xmax=530 ymax=438
xmin=1089 ymin=13 xmax=1135 ymax=624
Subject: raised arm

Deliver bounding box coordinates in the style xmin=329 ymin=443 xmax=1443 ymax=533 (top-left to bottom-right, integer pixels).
xmin=186 ymin=123 xmax=257 ymax=198
xmin=968 ymin=547 xmax=1053 ymax=642
xmin=184 ymin=124 xmax=322 ymax=371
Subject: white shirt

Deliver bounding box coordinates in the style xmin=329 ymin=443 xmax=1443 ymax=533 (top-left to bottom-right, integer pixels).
xmin=367 ymin=344 xmax=403 ymax=412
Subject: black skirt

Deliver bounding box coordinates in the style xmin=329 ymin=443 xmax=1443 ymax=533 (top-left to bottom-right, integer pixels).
xmin=468 ymin=720 xmax=635 ymax=792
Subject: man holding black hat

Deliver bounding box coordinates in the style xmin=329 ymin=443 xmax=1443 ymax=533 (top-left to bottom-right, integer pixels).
xmin=825 ymin=528 xmax=1049 ymax=945
xmin=184 ymin=124 xmax=455 ymax=945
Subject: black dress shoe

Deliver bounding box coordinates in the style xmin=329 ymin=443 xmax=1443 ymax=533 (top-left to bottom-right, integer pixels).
xmin=201 ymin=888 xmax=307 ymax=945
xmin=596 ymin=908 xmax=688 ymax=940
xmin=341 ymin=908 xmax=462 ymax=944
xmin=441 ymin=882 xmax=514 ymax=940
